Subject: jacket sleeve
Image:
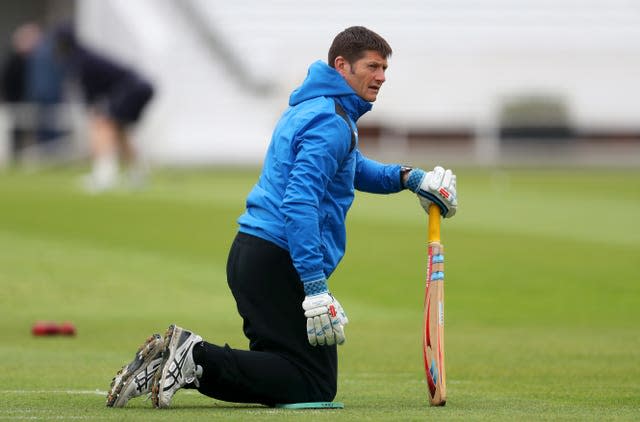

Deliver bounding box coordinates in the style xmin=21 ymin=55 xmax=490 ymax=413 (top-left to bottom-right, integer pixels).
xmin=281 ymin=112 xmax=350 ymax=284
xmin=354 ymin=149 xmax=404 ymax=193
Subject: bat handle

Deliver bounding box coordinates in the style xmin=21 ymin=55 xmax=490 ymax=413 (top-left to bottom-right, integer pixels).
xmin=428 ymin=204 xmax=441 ymax=243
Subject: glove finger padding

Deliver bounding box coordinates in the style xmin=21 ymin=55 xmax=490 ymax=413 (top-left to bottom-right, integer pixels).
xmin=334 ymin=324 xmax=346 ymax=345
xmin=313 ymin=316 xmax=326 ymax=346
xmin=306 ymin=317 xmax=317 ymax=346
xmin=330 ymin=316 xmax=346 ymax=345
xmin=442 ymin=171 xmax=457 ymax=218
xmin=441 ymin=168 xmax=453 ymax=188
xmin=428 ymin=166 xmax=444 ymax=190
xmin=321 ymin=313 xmax=335 ymax=345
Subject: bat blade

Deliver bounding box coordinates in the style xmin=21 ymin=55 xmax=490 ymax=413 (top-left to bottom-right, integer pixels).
xmin=424 ymin=205 xmax=447 ymax=406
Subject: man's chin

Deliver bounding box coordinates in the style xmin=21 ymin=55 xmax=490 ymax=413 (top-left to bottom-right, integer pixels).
xmin=358 ymin=91 xmax=379 ymax=102
xmin=367 ymin=90 xmax=379 ymax=103
xmin=365 ymin=93 xmax=378 ymax=102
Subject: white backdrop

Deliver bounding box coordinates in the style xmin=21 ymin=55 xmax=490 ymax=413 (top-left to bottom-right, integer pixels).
xmin=76 ymin=0 xmax=640 ymax=165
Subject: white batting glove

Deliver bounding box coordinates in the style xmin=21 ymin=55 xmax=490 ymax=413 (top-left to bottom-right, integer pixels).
xmin=302 ymin=292 xmax=349 ymax=347
xmin=405 ymin=166 xmax=457 ymax=218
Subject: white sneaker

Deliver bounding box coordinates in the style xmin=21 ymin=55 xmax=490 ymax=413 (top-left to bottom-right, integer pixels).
xmin=83 ymin=154 xmax=119 ymax=193
xmin=106 ymin=334 xmax=164 ymax=407
xmin=151 ymin=324 xmax=203 ymax=408
xmin=81 ymin=172 xmax=118 ymax=193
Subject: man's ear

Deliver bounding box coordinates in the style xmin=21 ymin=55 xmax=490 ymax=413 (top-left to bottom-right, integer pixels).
xmin=334 ymin=56 xmax=349 ymax=77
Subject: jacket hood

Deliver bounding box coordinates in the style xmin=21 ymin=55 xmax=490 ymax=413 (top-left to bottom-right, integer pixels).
xmin=289 ymin=60 xmax=372 ymax=121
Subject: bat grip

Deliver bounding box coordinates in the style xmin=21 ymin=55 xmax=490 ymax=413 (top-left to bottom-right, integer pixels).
xmin=428 ymin=204 xmax=441 ymax=242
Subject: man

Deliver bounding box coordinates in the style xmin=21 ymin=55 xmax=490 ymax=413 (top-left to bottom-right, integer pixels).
xmin=106 ymin=26 xmax=457 ymax=408
xmin=55 ymin=24 xmax=154 ymax=192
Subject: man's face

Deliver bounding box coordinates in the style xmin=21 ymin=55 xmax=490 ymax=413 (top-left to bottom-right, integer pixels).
xmin=335 ymin=50 xmax=388 ymax=102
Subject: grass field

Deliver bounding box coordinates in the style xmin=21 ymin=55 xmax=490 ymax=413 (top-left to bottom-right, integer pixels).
xmin=0 ymin=166 xmax=639 ymax=421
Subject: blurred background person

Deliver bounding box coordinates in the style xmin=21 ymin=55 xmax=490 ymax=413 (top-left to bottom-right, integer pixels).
xmin=54 ymin=23 xmax=154 ymax=192
xmin=1 ymin=22 xmax=66 ymax=164
xmin=0 ymin=21 xmax=67 ymax=163
xmin=1 ymin=23 xmax=39 ymax=161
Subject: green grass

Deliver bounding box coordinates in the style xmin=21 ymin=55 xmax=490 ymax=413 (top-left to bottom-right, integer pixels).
xmin=0 ymin=166 xmax=638 ymax=420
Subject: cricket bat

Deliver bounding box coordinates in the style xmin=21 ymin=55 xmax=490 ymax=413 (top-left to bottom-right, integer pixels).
xmin=423 ymin=203 xmax=447 ymax=406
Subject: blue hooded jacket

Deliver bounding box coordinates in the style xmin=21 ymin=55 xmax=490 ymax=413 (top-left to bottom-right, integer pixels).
xmin=238 ymin=61 xmax=403 ymax=289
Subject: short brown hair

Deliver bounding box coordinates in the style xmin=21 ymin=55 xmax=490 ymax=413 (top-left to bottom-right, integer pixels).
xmin=328 ymin=26 xmax=392 ymax=68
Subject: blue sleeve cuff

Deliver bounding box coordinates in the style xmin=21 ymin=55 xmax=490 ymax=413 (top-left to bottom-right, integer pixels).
xmin=303 ymin=278 xmax=328 ymax=296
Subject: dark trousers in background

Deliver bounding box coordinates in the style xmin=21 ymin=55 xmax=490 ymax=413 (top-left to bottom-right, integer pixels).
xmin=192 ymin=232 xmax=337 ymax=405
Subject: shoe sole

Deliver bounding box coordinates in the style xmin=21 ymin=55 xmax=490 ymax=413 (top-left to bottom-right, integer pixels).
xmin=106 ymin=334 xmax=163 ymax=407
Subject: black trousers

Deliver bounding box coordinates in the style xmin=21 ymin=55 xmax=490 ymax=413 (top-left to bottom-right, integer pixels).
xmin=192 ymin=232 xmax=338 ymax=405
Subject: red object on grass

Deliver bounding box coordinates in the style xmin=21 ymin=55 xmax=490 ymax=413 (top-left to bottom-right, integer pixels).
xmin=31 ymin=321 xmax=77 ymax=336
xmin=59 ymin=321 xmax=77 ymax=336
xmin=32 ymin=321 xmax=60 ymax=336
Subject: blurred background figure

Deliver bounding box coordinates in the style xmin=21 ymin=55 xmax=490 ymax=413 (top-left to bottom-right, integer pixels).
xmin=1 ymin=23 xmax=40 ymax=161
xmin=55 ymin=23 xmax=154 ymax=192
xmin=1 ymin=22 xmax=65 ymax=162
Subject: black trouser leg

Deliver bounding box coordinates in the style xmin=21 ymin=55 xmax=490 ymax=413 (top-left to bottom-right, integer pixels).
xmin=193 ymin=232 xmax=337 ymax=405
